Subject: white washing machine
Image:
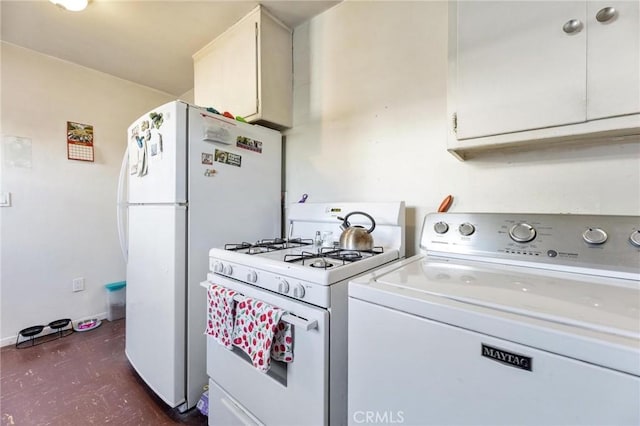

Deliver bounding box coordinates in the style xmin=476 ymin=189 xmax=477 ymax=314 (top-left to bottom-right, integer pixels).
xmin=348 ymin=213 xmax=640 ymax=426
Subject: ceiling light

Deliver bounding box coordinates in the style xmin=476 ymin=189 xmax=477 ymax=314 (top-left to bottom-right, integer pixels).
xmin=49 ymin=0 xmax=89 ymax=12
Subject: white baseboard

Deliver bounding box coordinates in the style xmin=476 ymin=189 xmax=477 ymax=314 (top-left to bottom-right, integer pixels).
xmin=1 ymin=312 xmax=109 ymax=348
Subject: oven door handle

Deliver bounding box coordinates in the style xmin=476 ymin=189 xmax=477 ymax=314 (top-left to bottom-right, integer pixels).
xmin=281 ymin=313 xmax=318 ymax=331
xmin=229 ymin=294 xmax=319 ymax=331
xmin=202 ymin=282 xmax=319 ymax=332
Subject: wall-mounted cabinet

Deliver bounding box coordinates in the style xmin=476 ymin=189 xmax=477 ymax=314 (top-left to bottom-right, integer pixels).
xmin=193 ymin=5 xmax=292 ymax=129
xmin=447 ymin=1 xmax=640 ymax=160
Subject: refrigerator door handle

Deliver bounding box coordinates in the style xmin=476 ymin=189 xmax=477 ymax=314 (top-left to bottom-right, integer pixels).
xmin=117 ymin=146 xmax=129 ymax=262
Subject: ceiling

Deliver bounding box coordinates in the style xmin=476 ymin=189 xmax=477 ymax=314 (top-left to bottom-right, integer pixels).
xmin=0 ymin=0 xmax=340 ymax=96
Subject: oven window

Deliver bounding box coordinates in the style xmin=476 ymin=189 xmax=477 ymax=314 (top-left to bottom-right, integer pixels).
xmin=230 ymin=346 xmax=287 ymax=386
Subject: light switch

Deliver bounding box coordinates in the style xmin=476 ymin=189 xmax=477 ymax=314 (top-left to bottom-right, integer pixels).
xmin=0 ymin=192 xmax=11 ymax=207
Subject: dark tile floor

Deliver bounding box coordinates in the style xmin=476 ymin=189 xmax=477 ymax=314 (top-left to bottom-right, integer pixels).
xmin=0 ymin=319 xmax=207 ymax=426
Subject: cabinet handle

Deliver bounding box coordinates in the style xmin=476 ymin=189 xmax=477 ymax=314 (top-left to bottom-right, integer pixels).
xmin=596 ymin=6 xmax=617 ymax=23
xmin=562 ymin=19 xmax=583 ymax=34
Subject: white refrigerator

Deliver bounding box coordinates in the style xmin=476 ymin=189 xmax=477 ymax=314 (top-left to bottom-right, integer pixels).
xmin=117 ymin=100 xmax=282 ymax=412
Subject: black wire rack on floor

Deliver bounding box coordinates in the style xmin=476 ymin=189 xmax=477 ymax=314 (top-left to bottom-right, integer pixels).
xmin=15 ymin=318 xmax=74 ymax=349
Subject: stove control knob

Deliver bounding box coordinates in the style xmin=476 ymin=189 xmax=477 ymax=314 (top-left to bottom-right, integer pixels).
xmin=223 ymin=264 xmax=234 ymax=275
xmin=293 ymin=283 xmax=306 ymax=299
xmin=247 ymin=270 xmax=258 ymax=283
xmin=434 ymin=221 xmax=449 ymax=234
xmin=278 ymin=280 xmax=290 ymax=294
xmin=509 ymin=223 xmax=536 ymax=243
xmin=213 ymin=262 xmax=224 ymax=273
xmin=629 ymin=230 xmax=640 ymax=248
xmin=582 ymin=228 xmax=608 ymax=245
xmin=458 ymin=222 xmax=476 ymax=237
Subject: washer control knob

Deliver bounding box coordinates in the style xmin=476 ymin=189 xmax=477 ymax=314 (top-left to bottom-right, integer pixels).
xmin=458 ymin=222 xmax=475 ymax=237
xmin=247 ymin=270 xmax=258 ymax=283
xmin=293 ymin=283 xmax=306 ymax=298
xmin=434 ymin=221 xmax=449 ymax=234
xmin=278 ymin=280 xmax=290 ymax=294
xmin=629 ymin=230 xmax=640 ymax=248
xmin=223 ymin=264 xmax=233 ymax=275
xmin=583 ymin=228 xmax=608 ymax=245
xmin=213 ymin=262 xmax=224 ymax=273
xmin=509 ymin=223 xmax=536 ymax=243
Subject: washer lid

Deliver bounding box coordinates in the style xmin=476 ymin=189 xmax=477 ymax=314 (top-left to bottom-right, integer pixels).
xmin=349 ymin=255 xmax=640 ymax=375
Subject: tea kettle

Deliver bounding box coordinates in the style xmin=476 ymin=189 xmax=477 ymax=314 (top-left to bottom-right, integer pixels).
xmin=338 ymin=211 xmax=376 ymax=251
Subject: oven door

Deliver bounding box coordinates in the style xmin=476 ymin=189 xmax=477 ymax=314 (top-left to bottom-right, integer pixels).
xmin=204 ymin=275 xmax=329 ymax=426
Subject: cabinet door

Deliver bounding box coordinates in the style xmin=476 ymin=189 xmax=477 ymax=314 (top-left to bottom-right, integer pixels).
xmin=194 ymin=15 xmax=258 ymax=119
xmin=587 ymin=1 xmax=640 ymax=120
xmin=456 ymin=1 xmax=587 ymax=139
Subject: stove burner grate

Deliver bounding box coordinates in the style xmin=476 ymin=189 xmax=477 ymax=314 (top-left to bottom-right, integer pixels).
xmin=284 ymin=247 xmax=384 ymax=269
xmin=321 ymin=247 xmax=384 ymax=259
xmin=225 ymin=238 xmax=313 ymax=254
xmin=225 ymin=242 xmax=253 ymax=251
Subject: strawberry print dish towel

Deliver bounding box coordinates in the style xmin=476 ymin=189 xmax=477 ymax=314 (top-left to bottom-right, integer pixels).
xmin=232 ymin=298 xmax=294 ymax=372
xmin=205 ymin=284 xmax=237 ymax=348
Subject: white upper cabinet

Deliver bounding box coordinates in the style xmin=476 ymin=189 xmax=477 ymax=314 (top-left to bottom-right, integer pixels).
xmin=193 ymin=6 xmax=293 ymax=129
xmin=587 ymin=1 xmax=640 ymax=120
xmin=456 ymin=1 xmax=587 ymax=139
xmin=448 ymin=1 xmax=640 ymax=159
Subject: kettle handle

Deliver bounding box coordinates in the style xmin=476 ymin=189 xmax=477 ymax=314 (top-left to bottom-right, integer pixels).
xmin=342 ymin=211 xmax=376 ymax=234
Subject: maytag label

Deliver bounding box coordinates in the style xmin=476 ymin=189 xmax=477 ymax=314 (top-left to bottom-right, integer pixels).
xmin=481 ymin=344 xmax=532 ymax=371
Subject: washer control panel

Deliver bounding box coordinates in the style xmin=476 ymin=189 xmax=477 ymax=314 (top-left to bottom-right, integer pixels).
xmin=421 ymin=213 xmax=640 ymax=279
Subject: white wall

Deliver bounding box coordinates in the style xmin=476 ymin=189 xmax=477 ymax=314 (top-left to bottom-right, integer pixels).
xmin=179 ymin=88 xmax=195 ymax=105
xmin=285 ymin=1 xmax=640 ymax=256
xmin=0 ymin=42 xmax=174 ymax=345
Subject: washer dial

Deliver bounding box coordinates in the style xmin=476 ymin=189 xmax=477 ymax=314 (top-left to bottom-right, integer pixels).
xmin=630 ymin=230 xmax=640 ymax=248
xmin=582 ymin=228 xmax=608 ymax=245
xmin=433 ymin=221 xmax=449 ymax=234
xmin=458 ymin=222 xmax=475 ymax=236
xmin=434 ymin=221 xmax=449 ymax=234
xmin=509 ymin=223 xmax=536 ymax=243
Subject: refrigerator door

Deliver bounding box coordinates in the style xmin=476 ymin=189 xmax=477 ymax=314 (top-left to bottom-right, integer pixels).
xmin=125 ymin=204 xmax=186 ymax=408
xmin=187 ymin=107 xmax=281 ymax=239
xmin=127 ymin=101 xmax=187 ymax=204
xmin=183 ymin=107 xmax=282 ymax=408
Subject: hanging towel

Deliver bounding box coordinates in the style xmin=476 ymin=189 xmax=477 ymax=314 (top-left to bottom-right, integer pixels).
xmin=231 ymin=298 xmax=294 ymax=372
xmin=271 ymin=321 xmax=294 ymax=363
xmin=205 ymin=284 xmax=237 ymax=349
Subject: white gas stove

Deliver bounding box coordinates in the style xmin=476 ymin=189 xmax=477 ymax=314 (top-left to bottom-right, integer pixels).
xmin=203 ymin=201 xmax=405 ymax=426
xmin=348 ymin=212 xmax=639 ymax=425
xmin=207 ymin=202 xmax=405 ymax=308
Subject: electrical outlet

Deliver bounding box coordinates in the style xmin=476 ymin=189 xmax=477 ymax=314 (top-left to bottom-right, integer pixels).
xmin=0 ymin=192 xmax=11 ymax=207
xmin=72 ymin=277 xmax=85 ymax=292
